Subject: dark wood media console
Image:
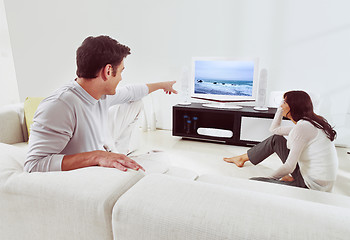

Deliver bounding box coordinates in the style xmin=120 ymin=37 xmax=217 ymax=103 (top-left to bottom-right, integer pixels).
xmin=172 ymin=103 xmax=281 ymax=147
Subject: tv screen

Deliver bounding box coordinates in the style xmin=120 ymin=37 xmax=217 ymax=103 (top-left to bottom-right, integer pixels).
xmin=191 ymin=57 xmax=259 ymax=102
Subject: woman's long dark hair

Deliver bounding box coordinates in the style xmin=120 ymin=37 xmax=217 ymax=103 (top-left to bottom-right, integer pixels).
xmin=284 ymin=91 xmax=337 ymax=141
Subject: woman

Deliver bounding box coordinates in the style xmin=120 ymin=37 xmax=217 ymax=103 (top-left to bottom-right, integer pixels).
xmin=224 ymin=90 xmax=338 ymax=192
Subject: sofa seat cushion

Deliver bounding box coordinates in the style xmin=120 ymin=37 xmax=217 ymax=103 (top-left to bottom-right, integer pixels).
xmin=113 ymin=174 xmax=350 ymax=240
xmin=164 ymin=166 xmax=198 ymax=180
xmin=197 ymin=174 xmax=350 ymax=209
xmin=130 ymin=151 xmax=170 ymax=174
xmin=0 ymin=143 xmax=145 ymax=240
xmin=11 ymin=141 xmax=28 ymax=149
xmin=0 ymin=143 xmax=28 ymax=173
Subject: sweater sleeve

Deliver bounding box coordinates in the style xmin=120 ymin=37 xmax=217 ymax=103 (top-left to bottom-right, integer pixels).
xmin=24 ymin=98 xmax=75 ymax=172
xmin=270 ymin=121 xmax=317 ymax=179
xmin=269 ymin=107 xmax=293 ymax=136
xmin=107 ymin=84 xmax=149 ymax=106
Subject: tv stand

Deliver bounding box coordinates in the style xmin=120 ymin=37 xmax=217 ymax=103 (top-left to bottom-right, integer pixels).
xmin=202 ymin=103 xmax=243 ymax=109
xmin=173 ymin=103 xmax=290 ymax=146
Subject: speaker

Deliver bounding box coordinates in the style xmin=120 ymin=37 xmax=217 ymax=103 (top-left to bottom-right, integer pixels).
xmin=254 ymin=68 xmax=268 ymax=111
xmin=178 ymin=66 xmax=191 ymax=105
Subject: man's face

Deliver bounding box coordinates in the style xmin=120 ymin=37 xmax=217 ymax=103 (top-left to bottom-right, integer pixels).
xmin=106 ymin=60 xmax=125 ymax=95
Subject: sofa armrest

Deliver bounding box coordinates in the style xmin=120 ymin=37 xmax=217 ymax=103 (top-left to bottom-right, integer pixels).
xmin=0 ymin=144 xmax=145 ymax=240
xmin=0 ymin=103 xmax=27 ymax=144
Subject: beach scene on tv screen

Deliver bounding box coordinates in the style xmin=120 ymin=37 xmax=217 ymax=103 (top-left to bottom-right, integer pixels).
xmin=194 ymin=60 xmax=254 ymax=96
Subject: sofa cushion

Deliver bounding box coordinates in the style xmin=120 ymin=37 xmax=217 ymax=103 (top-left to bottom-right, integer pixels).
xmin=0 ymin=143 xmax=145 ymax=240
xmin=130 ymin=151 xmax=199 ymax=179
xmin=113 ymin=174 xmax=350 ymax=240
xmin=197 ymin=174 xmax=350 ymax=209
xmin=0 ymin=143 xmax=27 ymax=174
xmin=130 ymin=151 xmax=170 ymax=174
xmin=0 ymin=104 xmax=25 ymax=144
xmin=23 ymin=97 xmax=44 ymax=137
xmin=164 ymin=166 xmax=198 ymax=180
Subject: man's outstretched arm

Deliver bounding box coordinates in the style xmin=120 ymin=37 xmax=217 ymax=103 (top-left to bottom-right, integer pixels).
xmin=146 ymin=81 xmax=178 ymax=94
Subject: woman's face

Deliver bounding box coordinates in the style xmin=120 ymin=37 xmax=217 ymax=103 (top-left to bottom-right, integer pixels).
xmin=281 ymin=98 xmax=291 ymax=118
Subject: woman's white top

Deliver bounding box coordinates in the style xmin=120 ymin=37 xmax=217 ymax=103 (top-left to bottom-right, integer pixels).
xmin=269 ymin=108 xmax=338 ymax=192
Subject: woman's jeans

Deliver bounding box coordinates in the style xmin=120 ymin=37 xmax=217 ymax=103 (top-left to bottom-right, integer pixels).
xmin=247 ymin=135 xmax=308 ymax=189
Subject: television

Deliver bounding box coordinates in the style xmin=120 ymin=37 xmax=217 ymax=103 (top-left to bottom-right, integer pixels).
xmin=190 ymin=57 xmax=259 ymax=103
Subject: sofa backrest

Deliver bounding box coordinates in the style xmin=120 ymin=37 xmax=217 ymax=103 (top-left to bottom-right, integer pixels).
xmin=198 ymin=174 xmax=350 ymax=208
xmin=113 ymin=174 xmax=350 ymax=240
xmin=0 ymin=103 xmax=27 ymax=144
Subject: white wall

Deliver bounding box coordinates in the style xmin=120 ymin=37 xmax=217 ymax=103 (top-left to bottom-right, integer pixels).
xmin=269 ymin=0 xmax=350 ymax=146
xmin=0 ymin=0 xmax=19 ymax=106
xmin=4 ymin=0 xmax=350 ymax=145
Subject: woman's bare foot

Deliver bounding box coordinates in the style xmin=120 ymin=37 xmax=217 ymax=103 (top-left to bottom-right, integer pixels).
xmin=280 ymin=175 xmax=294 ymax=182
xmin=223 ymin=154 xmax=249 ymax=167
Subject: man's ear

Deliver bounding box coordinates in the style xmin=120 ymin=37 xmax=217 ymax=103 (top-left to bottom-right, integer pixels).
xmin=101 ymin=64 xmax=113 ymax=80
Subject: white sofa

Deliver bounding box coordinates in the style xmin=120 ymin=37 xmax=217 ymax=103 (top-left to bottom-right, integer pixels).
xmin=1 ymin=103 xmax=350 ymax=240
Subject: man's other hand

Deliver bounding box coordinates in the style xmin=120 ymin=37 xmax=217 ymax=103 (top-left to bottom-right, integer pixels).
xmin=62 ymin=150 xmax=145 ymax=172
xmin=96 ymin=151 xmax=145 ymax=172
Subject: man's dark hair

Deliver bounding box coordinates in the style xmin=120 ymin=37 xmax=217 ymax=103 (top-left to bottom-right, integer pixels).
xmin=76 ymin=35 xmax=131 ymax=79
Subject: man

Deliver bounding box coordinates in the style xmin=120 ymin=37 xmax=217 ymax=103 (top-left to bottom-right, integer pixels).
xmin=24 ymin=35 xmax=177 ymax=173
